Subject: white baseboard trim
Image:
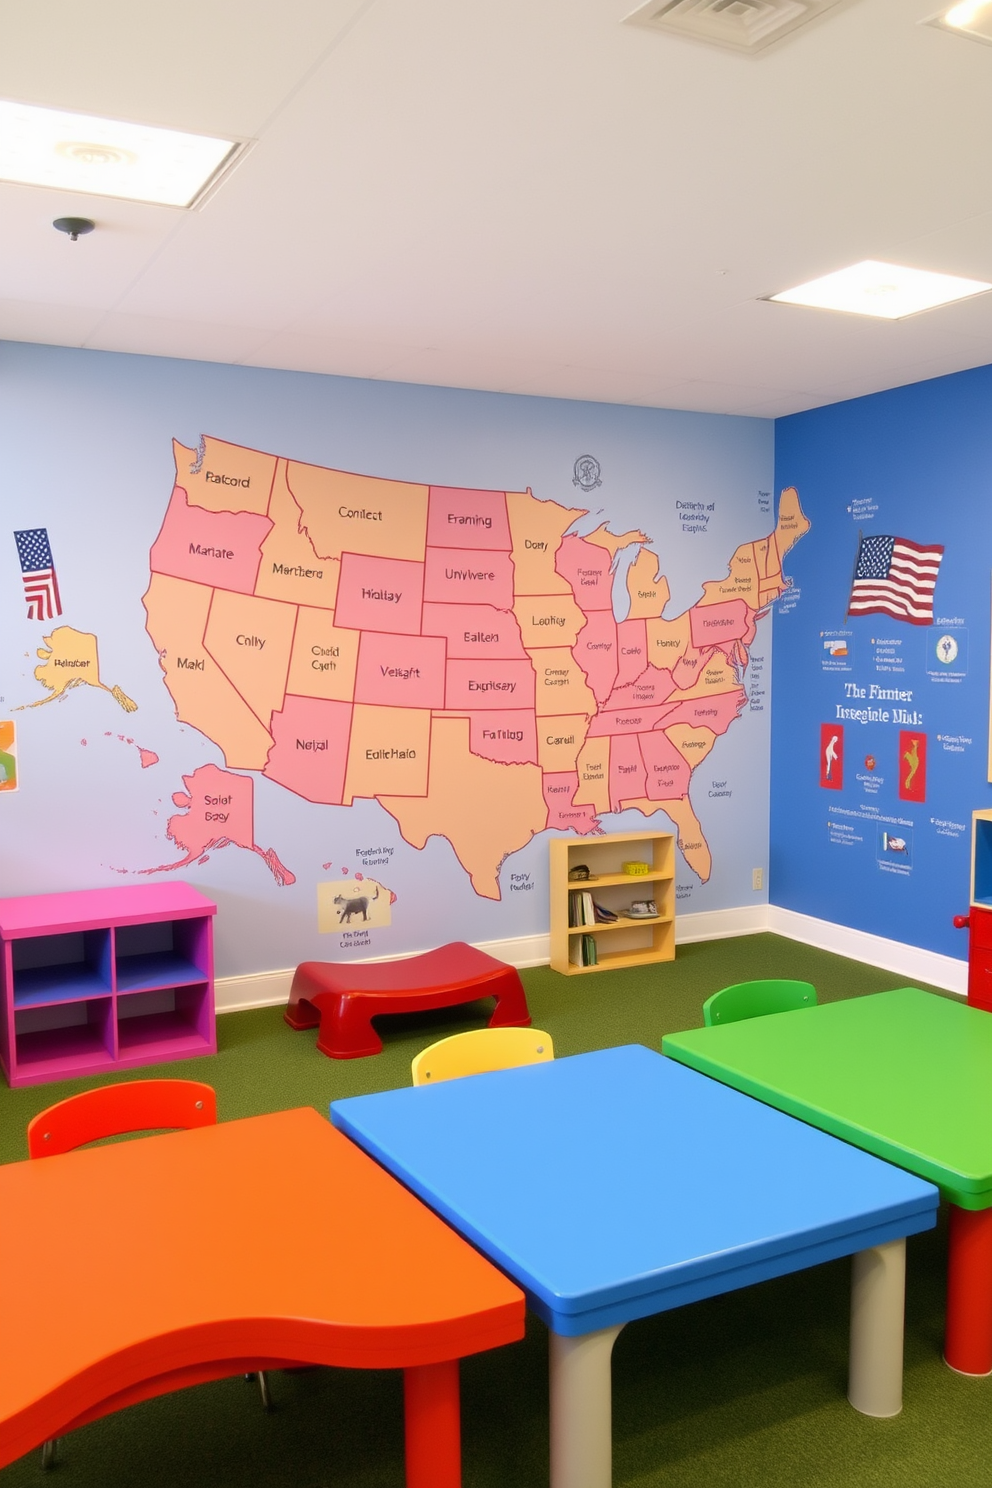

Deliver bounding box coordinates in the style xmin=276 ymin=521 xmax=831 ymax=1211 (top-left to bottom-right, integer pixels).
xmin=214 ymin=931 xmax=553 ymax=1014
xmin=675 ymin=904 xmax=768 ymax=943
xmin=214 ymin=903 xmax=969 ymax=1013
xmin=766 ymin=905 xmax=967 ymax=997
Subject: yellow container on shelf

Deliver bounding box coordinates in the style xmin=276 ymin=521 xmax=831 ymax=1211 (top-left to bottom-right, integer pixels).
xmin=622 ymin=861 xmax=650 ymax=875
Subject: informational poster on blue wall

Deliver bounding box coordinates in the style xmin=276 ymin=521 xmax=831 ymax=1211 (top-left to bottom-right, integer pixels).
xmin=772 ymin=362 xmax=992 ymax=960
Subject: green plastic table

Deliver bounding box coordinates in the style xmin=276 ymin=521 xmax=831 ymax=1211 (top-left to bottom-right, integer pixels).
xmin=663 ymin=987 xmax=992 ymax=1376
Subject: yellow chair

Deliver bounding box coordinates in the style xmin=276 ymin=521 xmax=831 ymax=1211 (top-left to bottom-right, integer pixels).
xmin=411 ymin=1026 xmax=554 ymax=1085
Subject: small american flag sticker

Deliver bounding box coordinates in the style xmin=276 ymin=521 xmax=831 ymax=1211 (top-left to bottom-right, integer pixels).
xmin=14 ymin=528 xmax=63 ymax=621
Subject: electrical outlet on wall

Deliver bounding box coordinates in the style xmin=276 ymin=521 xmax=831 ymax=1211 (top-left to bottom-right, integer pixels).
xmin=752 ymin=868 xmax=763 ymax=891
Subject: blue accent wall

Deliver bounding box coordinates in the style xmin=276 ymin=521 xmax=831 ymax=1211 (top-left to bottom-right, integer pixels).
xmin=772 ymin=363 xmax=992 ymax=958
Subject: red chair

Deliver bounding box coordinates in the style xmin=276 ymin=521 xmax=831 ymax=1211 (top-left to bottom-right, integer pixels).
xmin=27 ymin=1079 xmax=217 ymax=1158
xmin=27 ymin=1079 xmax=270 ymax=1469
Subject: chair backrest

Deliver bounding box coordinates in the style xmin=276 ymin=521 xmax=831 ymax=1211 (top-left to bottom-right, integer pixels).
xmin=702 ymin=979 xmax=817 ymax=1028
xmin=411 ymin=1027 xmax=554 ymax=1086
xmin=27 ymin=1079 xmax=217 ymax=1158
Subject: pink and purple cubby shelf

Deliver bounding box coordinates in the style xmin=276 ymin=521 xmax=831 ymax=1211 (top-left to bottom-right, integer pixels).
xmin=0 ymin=883 xmax=217 ymax=1088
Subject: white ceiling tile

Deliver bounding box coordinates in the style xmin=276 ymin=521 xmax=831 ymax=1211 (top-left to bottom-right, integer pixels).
xmin=0 ymin=298 xmax=105 ymax=346
xmin=5 ymin=0 xmax=992 ymax=413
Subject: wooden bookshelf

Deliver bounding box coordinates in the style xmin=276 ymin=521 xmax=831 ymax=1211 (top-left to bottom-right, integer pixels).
xmin=549 ymin=830 xmax=676 ymax=975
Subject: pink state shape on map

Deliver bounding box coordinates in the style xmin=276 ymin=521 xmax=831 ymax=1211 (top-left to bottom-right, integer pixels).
xmin=638 ymin=730 xmax=691 ymax=799
xmin=555 ymin=535 xmax=613 ymax=610
xmin=264 ymin=696 xmax=353 ymax=803
xmin=542 ymin=772 xmax=601 ymax=833
xmin=587 ymin=701 xmax=679 ymax=738
xmin=421 ymin=603 xmax=528 ymax=658
xmin=615 ymin=619 xmax=648 ymax=688
xmin=660 ymin=690 xmax=747 ymax=735
xmin=423 ymin=548 xmax=515 ymax=609
xmin=139 ymin=749 xmax=159 ymax=769
xmin=602 ymin=665 xmax=677 ymax=712
xmin=142 ymin=763 xmax=295 ymax=885
xmin=427 ymin=487 xmax=512 ymax=550
xmin=334 ymin=553 xmax=424 ymax=635
xmin=445 ymin=658 xmax=536 ymax=711
xmin=354 ymin=631 xmax=447 ymax=709
xmin=689 ymin=599 xmax=752 ymax=652
xmin=573 ymin=611 xmax=618 ymax=702
xmin=468 ymin=710 xmax=539 ymax=766
xmin=672 ymin=649 xmax=705 ymax=690
xmin=149 ymin=485 xmax=272 ymax=594
xmin=609 ymin=732 xmax=646 ymax=810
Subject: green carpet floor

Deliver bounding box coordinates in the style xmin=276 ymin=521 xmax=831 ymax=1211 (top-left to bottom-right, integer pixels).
xmin=1 ymin=934 xmax=988 ymax=1487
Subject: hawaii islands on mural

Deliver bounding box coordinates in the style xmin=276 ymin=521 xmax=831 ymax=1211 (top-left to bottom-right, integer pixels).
xmin=113 ymin=434 xmax=811 ymax=896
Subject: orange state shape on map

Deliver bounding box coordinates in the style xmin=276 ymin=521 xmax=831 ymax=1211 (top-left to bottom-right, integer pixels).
xmin=574 ymin=736 xmax=611 ymax=813
xmin=619 ymin=794 xmax=712 ymax=884
xmin=533 ymin=647 xmax=597 ymax=716
xmin=377 ymin=716 xmax=547 ymax=900
xmin=143 ymin=574 xmax=274 ymax=769
xmin=513 ymin=592 xmax=587 ymax=650
xmin=664 ymin=723 xmax=718 ymax=768
xmin=774 ymin=486 xmax=811 ymax=561
xmin=286 ymin=606 xmax=360 ymax=702
xmin=506 ymin=489 xmax=586 ymax=595
xmin=696 ymin=542 xmax=759 ymax=609
xmin=343 ymin=704 xmax=431 ymax=803
xmin=626 ymin=550 xmax=670 ymax=620
xmin=203 ymin=589 xmax=297 ymax=729
xmin=172 ymin=437 xmax=276 ymax=516
xmin=537 ymin=714 xmax=589 ymax=773
xmin=646 ymin=612 xmax=692 ymax=671
xmin=583 ymin=522 xmax=650 ymax=560
xmin=666 ymin=649 xmax=740 ymax=703
xmin=287 ymin=460 xmax=429 ymax=562
xmin=254 ymin=459 xmax=340 ymax=609
xmin=754 ymin=486 xmax=811 ymax=606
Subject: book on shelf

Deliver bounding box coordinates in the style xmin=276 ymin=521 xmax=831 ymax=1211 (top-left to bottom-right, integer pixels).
xmin=568 ymin=890 xmax=600 ymax=927
xmin=568 ymin=931 xmax=600 ymax=967
xmin=592 ymin=900 xmax=618 ymax=923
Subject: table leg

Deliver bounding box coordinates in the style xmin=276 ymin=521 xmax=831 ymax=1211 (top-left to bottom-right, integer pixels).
xmin=945 ymin=1204 xmax=992 ymax=1376
xmin=403 ymin=1359 xmax=460 ymax=1488
xmin=848 ymin=1237 xmax=905 ymax=1417
xmin=549 ymin=1324 xmax=624 ymax=1488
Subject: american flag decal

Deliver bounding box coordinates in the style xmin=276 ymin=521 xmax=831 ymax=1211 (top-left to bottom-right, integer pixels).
xmin=847 ymin=533 xmax=943 ymax=627
xmin=14 ymin=528 xmax=63 ymax=621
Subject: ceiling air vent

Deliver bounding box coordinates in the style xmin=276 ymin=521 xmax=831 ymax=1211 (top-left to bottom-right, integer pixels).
xmin=623 ymin=0 xmax=845 ymax=54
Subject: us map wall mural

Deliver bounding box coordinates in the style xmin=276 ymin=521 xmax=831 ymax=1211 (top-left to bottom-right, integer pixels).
xmin=1 ymin=341 xmax=785 ymax=978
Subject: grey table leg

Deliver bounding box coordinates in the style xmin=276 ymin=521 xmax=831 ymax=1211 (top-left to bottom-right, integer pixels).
xmin=848 ymin=1236 xmax=906 ymax=1417
xmin=549 ymin=1324 xmax=624 ymax=1488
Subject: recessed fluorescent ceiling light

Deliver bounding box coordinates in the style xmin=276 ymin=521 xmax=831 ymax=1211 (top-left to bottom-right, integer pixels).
xmin=0 ymin=100 xmax=240 ymax=207
xmin=769 ymin=261 xmax=992 ymax=319
xmin=927 ymin=0 xmax=992 ymax=44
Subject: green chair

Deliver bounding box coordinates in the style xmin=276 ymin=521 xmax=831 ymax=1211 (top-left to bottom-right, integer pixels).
xmin=702 ymin=979 xmax=817 ymax=1027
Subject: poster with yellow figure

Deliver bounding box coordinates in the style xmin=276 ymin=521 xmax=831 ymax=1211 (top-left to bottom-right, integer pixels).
xmin=0 ymin=721 xmax=17 ymax=793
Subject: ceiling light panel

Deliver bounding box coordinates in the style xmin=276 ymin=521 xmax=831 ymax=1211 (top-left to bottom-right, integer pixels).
xmin=623 ymin=0 xmax=844 ymax=55
xmin=0 ymin=100 xmax=242 ymax=208
xmin=926 ymin=1 xmax=992 ymax=45
xmin=768 ymin=261 xmax=992 ymax=319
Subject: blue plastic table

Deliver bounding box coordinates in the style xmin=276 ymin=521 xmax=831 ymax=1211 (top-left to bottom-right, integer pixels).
xmin=332 ymin=1045 xmax=938 ymax=1488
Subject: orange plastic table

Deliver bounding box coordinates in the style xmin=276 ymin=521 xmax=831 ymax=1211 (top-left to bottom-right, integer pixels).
xmin=0 ymin=1107 xmax=524 ymax=1485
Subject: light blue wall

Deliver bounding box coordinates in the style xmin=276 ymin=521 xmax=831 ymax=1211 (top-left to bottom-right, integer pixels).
xmin=772 ymin=363 xmax=992 ymax=958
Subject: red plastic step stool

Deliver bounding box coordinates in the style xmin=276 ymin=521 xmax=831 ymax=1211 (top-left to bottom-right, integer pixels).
xmin=285 ymin=941 xmax=532 ymax=1059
